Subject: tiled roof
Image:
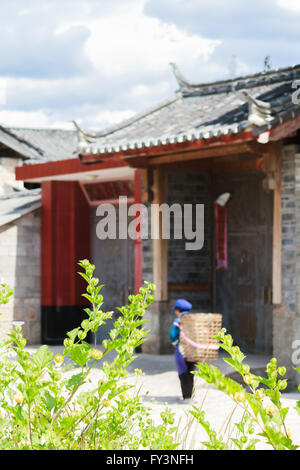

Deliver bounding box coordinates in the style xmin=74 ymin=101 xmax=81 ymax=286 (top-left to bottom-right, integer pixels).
xmin=78 ymin=64 xmax=300 ymax=155
xmin=0 ymin=188 xmax=41 ymax=227
xmin=0 ymin=126 xmax=77 ymax=163
xmin=1 ymin=64 xmax=299 ymax=164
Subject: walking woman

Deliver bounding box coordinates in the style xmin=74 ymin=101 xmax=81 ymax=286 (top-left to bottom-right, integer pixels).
xmin=169 ymin=299 xmax=196 ymax=402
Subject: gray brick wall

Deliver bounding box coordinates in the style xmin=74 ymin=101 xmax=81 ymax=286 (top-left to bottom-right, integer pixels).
xmin=141 ymin=171 xmax=211 ymax=310
xmin=273 ymin=144 xmax=300 ymax=388
xmin=281 ymin=146 xmax=297 ymax=310
xmin=0 ymin=209 xmax=41 ymax=344
xmin=166 ymin=171 xmax=211 ymax=311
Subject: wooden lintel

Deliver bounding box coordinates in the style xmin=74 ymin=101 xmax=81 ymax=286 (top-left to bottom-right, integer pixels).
xmin=168 ymin=282 xmax=210 ymax=292
xmin=124 ymin=155 xmax=148 ymax=168
xmin=142 ymin=153 xmax=263 ymax=176
xmin=211 ymin=156 xmax=262 ymax=175
xmin=143 ymin=142 xmax=260 ymax=167
xmin=270 ymin=114 xmax=300 ymax=142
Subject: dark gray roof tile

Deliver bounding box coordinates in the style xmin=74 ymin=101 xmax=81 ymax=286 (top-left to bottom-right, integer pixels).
xmin=78 ymin=64 xmax=300 ymax=155
xmin=0 ymin=126 xmax=77 ymax=163
xmin=0 ymin=189 xmax=41 ymax=227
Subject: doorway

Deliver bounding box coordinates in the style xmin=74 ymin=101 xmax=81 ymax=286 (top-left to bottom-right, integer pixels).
xmin=213 ymin=171 xmax=273 ymax=354
xmin=91 ymin=206 xmax=134 ymax=344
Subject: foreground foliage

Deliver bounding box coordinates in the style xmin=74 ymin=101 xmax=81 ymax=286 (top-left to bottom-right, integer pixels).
xmin=1 ymin=262 xmax=300 ymax=450
xmin=0 ymin=260 xmax=177 ymax=450
xmin=191 ymin=329 xmax=300 ymax=450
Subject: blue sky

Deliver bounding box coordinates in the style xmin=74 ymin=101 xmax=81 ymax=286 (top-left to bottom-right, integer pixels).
xmin=0 ymin=0 xmax=299 ymax=129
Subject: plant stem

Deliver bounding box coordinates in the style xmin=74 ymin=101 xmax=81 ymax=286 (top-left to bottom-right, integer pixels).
xmin=28 ymin=402 xmax=33 ymax=448
xmin=52 ymin=359 xmax=97 ymax=423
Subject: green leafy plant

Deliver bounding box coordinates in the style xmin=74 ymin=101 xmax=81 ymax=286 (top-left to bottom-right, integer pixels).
xmin=0 ymin=260 xmax=178 ymax=450
xmin=191 ymin=328 xmax=298 ymax=450
xmin=0 ymin=282 xmax=13 ymax=307
xmin=3 ymin=266 xmax=300 ymax=451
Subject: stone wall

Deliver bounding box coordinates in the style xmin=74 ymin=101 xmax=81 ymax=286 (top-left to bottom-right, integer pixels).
xmin=142 ymin=171 xmax=211 ymax=307
xmin=273 ymin=143 xmax=300 ymax=388
xmin=141 ymin=170 xmax=211 ymax=353
xmin=0 ymin=157 xmax=24 ymax=195
xmin=167 ymin=171 xmax=211 ymax=311
xmin=0 ymin=209 xmax=41 ymax=344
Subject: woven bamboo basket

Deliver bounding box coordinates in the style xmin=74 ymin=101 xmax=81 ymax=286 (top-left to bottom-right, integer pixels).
xmin=179 ymin=313 xmax=222 ymax=362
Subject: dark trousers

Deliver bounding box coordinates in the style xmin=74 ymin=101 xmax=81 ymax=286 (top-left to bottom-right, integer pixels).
xmin=178 ymin=362 xmax=196 ymax=399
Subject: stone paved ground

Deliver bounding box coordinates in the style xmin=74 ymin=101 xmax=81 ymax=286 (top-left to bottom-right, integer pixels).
xmin=23 ymin=345 xmax=300 ymax=450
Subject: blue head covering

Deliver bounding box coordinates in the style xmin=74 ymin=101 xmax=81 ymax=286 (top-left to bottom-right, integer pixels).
xmin=173 ymin=298 xmax=192 ymax=312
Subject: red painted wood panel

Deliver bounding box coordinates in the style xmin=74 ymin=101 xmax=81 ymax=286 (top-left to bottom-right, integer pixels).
xmin=15 ymin=155 xmax=127 ymax=181
xmin=41 ymin=181 xmax=55 ymax=305
xmin=41 ymin=181 xmax=90 ymax=306
xmin=73 ymin=181 xmax=91 ymax=304
xmin=270 ymin=114 xmax=300 ymax=141
xmin=54 ymin=181 xmax=75 ymax=306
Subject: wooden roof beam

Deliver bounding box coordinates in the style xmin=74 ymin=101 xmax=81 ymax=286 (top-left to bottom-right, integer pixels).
xmin=124 ymin=141 xmax=262 ymax=168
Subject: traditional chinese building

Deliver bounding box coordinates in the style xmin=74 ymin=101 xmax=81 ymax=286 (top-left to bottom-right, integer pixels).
xmin=13 ymin=63 xmax=300 ymax=386
xmin=0 ymin=126 xmax=77 ymax=341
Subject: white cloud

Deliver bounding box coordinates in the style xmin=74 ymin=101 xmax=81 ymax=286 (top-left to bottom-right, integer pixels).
xmin=131 ymin=84 xmax=152 ymax=98
xmin=0 ymin=0 xmax=221 ymax=129
xmin=94 ymin=109 xmax=135 ymax=127
xmin=0 ymin=109 xmax=74 ymax=129
xmin=0 ymin=0 xmax=297 ymax=135
xmin=57 ymin=0 xmax=219 ymax=79
xmin=0 ymin=78 xmax=7 ymax=106
xmin=276 ymin=0 xmax=300 ymax=12
xmin=18 ymin=9 xmax=30 ymax=16
xmin=84 ymin=1 xmax=220 ymax=78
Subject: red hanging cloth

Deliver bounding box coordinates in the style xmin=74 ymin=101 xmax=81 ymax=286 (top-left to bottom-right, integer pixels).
xmin=215 ymin=202 xmax=228 ymax=270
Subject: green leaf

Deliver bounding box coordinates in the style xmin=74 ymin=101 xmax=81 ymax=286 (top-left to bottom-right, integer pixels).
xmin=31 ymin=345 xmax=53 ymax=370
xmin=16 ymin=405 xmax=26 ymax=425
xmin=223 ymin=357 xmax=244 ymax=374
xmin=44 ymin=391 xmax=57 ymax=412
xmin=231 ymin=438 xmax=243 ymax=450
xmin=69 ymin=343 xmax=91 ymax=367
xmin=245 ymin=393 xmax=261 ymax=417
xmin=246 ymin=439 xmax=259 ymax=450
xmin=67 ymin=327 xmax=81 ymax=342
xmin=280 ymin=407 xmax=289 ymax=420
xmin=66 ymin=373 xmax=84 ymax=391
xmin=77 ymin=271 xmax=90 ymax=283
xmin=82 ymin=293 xmax=94 ymax=303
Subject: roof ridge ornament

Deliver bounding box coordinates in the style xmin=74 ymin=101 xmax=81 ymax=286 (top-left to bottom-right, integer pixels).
xmin=169 ymin=63 xmax=245 ymax=96
xmin=72 ymin=120 xmax=96 ymax=150
xmin=239 ymin=90 xmax=274 ymax=127
xmin=169 ymin=62 xmax=193 ymax=93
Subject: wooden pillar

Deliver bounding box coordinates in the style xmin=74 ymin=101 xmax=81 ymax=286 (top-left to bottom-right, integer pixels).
xmin=272 ymin=148 xmax=282 ymax=305
xmin=41 ymin=181 xmax=56 ymax=306
xmin=152 ymin=169 xmax=168 ymax=301
xmin=134 ymin=169 xmax=143 ymax=294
